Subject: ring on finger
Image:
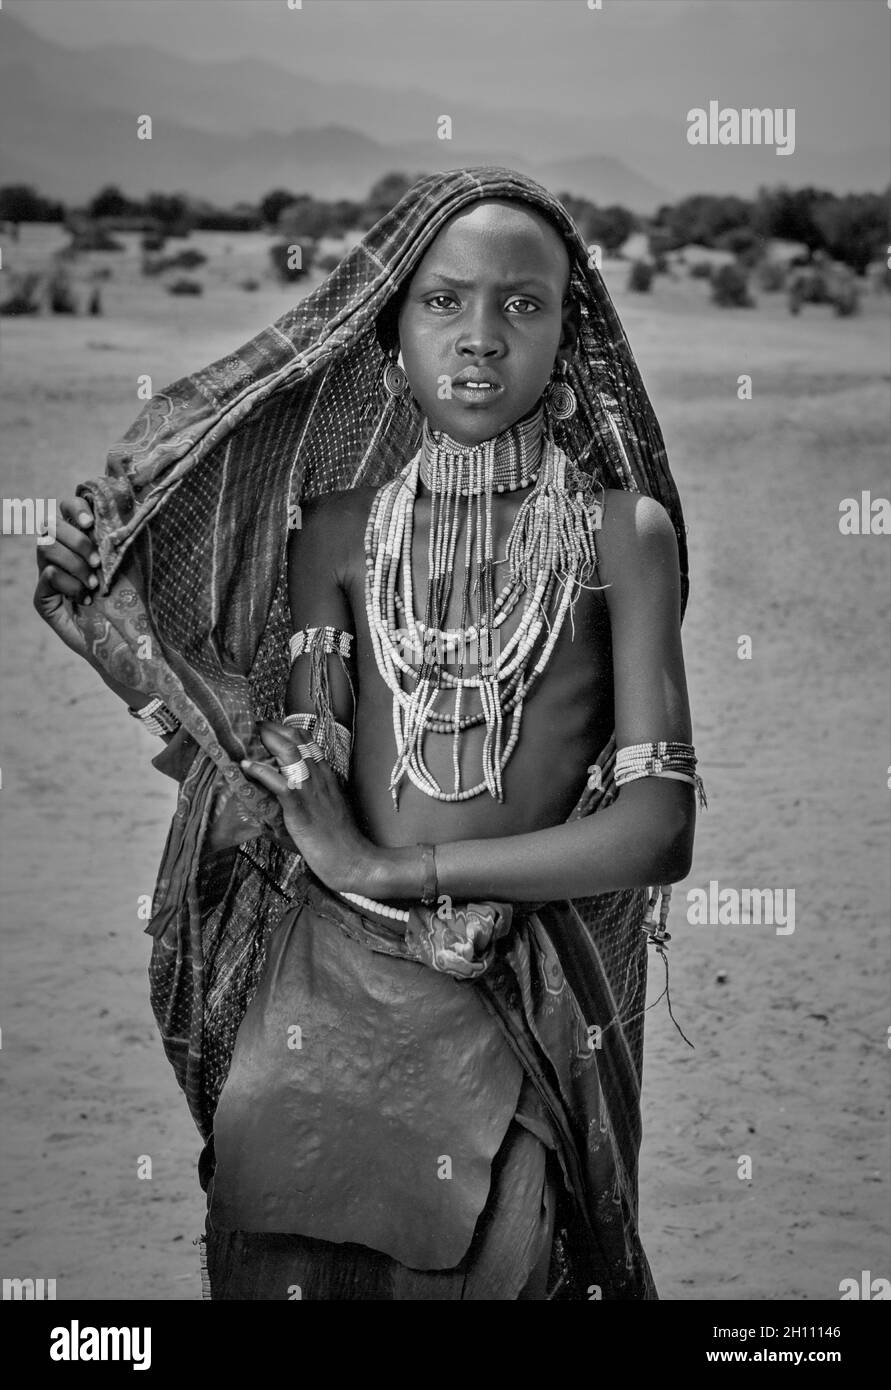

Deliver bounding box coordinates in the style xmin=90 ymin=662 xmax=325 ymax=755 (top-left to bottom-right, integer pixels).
xmin=297 ymin=740 xmax=324 ymax=763
xmin=280 ymin=759 xmax=310 ymax=790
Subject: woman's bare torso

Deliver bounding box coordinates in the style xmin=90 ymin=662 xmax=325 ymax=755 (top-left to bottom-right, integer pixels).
xmin=325 ymin=484 xmax=615 ymax=849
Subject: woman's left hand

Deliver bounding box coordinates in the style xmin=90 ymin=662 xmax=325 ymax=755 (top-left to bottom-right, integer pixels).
xmin=240 ymin=720 xmax=374 ymax=894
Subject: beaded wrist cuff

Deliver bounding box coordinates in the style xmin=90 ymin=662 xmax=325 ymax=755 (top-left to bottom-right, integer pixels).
xmin=128 ymin=696 xmax=181 ymax=738
xmin=282 ymin=712 xmax=352 ymax=780
xmin=289 ymin=626 xmax=354 ymax=666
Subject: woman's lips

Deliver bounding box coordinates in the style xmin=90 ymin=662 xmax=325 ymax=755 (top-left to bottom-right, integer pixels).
xmin=451 ymin=381 xmax=505 ymax=405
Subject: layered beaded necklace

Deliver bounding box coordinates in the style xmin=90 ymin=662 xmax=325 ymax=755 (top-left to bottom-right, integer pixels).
xmin=364 ymin=402 xmax=604 ymax=807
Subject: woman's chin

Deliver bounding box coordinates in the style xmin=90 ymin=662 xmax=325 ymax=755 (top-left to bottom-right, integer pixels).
xmin=422 ymin=395 xmax=531 ymax=444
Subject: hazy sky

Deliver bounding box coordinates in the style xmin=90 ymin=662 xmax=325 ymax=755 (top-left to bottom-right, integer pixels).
xmin=13 ymin=0 xmax=889 ymax=154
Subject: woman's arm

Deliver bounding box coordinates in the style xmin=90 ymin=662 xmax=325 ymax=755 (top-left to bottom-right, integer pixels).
xmin=369 ymin=492 xmax=697 ymax=902
xmin=284 ymin=497 xmax=357 ymax=728
xmin=247 ymin=496 xmax=361 ymax=852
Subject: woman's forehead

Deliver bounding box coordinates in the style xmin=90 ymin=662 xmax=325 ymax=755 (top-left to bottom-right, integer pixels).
xmin=415 ymin=199 xmax=570 ymax=284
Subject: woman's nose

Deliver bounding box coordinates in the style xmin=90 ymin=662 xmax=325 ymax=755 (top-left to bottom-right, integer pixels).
xmin=455 ymin=309 xmax=504 ymax=358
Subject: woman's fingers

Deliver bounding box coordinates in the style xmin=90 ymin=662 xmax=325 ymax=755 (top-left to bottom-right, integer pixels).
xmin=54 ymin=514 xmax=100 ymax=565
xmin=33 ymin=565 xmax=64 ymax=611
xmin=240 ymin=757 xmax=292 ymax=797
xmin=34 ymin=498 xmax=116 ymax=659
xmin=240 ymin=754 xmax=314 ymax=851
xmin=257 ymin=719 xmax=306 ymax=763
xmin=37 ymin=521 xmax=99 ymax=591
xmin=60 ymin=497 xmax=94 ymax=530
xmin=40 ymin=565 xmax=85 ymax=598
xmin=35 ymin=496 xmax=102 ymax=617
xmin=33 ymin=567 xmax=90 ymax=654
xmin=260 ymin=723 xmax=341 ymax=791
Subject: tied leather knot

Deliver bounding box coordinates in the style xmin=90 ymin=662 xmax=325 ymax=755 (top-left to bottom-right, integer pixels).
xmin=406 ymin=900 xmax=514 ymax=980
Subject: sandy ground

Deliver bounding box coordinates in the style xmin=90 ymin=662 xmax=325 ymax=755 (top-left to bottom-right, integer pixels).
xmin=1 ymin=227 xmax=888 ymax=1300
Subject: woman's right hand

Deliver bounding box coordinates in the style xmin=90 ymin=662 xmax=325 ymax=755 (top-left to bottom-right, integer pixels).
xmin=33 ymin=497 xmax=103 ymax=658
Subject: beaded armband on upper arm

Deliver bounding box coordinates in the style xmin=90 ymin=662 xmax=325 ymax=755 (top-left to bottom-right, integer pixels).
xmin=288 ymin=626 xmax=354 ymax=665
xmin=286 ymin=625 xmax=356 ymax=779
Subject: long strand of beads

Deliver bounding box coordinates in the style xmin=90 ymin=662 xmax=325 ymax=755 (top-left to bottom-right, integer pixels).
xmin=364 ymin=421 xmax=601 ymax=803
xmin=453 ymin=471 xmax=474 ymax=792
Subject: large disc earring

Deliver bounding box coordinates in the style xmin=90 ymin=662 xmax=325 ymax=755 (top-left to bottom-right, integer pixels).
xmin=382 ymin=347 xmax=409 ymax=400
xmin=544 ymin=358 xmax=577 ymax=422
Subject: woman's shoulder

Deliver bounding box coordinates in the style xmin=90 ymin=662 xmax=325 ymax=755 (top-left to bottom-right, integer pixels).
xmin=596 ymin=488 xmax=680 ymax=587
xmin=598 ymin=487 xmax=676 ymax=542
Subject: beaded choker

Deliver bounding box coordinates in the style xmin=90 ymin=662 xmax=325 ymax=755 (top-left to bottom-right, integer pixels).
xmin=365 ymin=405 xmax=605 ymax=806
xmin=420 ymin=404 xmax=544 ymax=495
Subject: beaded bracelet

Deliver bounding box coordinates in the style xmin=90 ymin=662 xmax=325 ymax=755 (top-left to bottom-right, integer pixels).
xmin=614 ymin=741 xmax=707 ymax=809
xmin=289 ymin=626 xmax=354 ymax=666
xmin=417 ymin=843 xmax=438 ymax=908
xmin=128 ymin=696 xmax=181 ymax=738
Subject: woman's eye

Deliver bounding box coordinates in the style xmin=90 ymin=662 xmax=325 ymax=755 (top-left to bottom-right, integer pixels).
xmin=506 ymin=298 xmax=538 ymax=314
xmin=426 ymin=295 xmax=457 ymax=310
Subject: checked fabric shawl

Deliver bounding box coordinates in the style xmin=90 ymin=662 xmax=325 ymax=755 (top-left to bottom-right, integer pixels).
xmin=72 ymin=168 xmax=689 ymax=1299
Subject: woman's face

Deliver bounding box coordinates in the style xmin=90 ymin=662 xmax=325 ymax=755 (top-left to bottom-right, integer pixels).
xmin=396 ymin=199 xmax=578 ymax=445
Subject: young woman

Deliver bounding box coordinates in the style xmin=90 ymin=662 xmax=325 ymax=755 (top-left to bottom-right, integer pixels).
xmin=33 ymin=167 xmax=703 ymax=1300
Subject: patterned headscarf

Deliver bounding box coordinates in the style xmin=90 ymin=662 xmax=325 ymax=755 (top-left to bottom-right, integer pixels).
xmin=71 ymin=168 xmax=688 ymax=1298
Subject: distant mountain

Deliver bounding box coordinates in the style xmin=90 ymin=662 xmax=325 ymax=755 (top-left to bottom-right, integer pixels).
xmin=0 ymin=10 xmax=633 ymax=159
xmin=0 ymin=11 xmax=668 ymax=212
xmin=1 ymin=11 xmax=884 ymax=212
xmin=534 ymin=153 xmax=672 ymax=214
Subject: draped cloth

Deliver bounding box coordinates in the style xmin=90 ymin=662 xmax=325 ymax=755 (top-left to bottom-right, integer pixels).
xmin=71 ymin=167 xmax=689 ymax=1300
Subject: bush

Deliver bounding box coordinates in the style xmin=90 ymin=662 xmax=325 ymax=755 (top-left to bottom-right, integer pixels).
xmin=833 ymin=281 xmax=860 ymax=317
xmin=143 ymin=247 xmax=207 ymax=275
xmin=711 ymin=263 xmax=754 ymax=308
xmin=787 ymin=262 xmax=860 ymax=316
xmin=141 ymin=231 xmax=166 ymax=252
xmin=627 ymin=259 xmax=654 ymax=293
xmin=714 ymin=227 xmax=762 ymax=265
xmin=167 ymin=247 xmax=207 ymax=269
xmin=66 ymin=224 xmax=124 ymax=252
xmin=239 ymin=278 xmax=260 ymax=292
xmin=688 ymin=262 xmax=713 ymax=280
xmin=47 ymin=269 xmax=78 ymax=313
xmin=87 ymin=288 xmax=103 ymax=315
xmin=0 ymin=271 xmax=42 ymax=315
xmin=756 ymin=261 xmax=787 ymax=292
xmin=166 ymin=277 xmax=204 ymax=296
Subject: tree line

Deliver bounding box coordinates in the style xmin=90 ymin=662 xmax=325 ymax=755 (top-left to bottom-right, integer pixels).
xmin=1 ymin=175 xmax=887 ymax=275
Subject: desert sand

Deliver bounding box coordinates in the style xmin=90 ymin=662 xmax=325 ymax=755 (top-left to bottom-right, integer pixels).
xmin=1 ymin=227 xmax=888 ymax=1299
